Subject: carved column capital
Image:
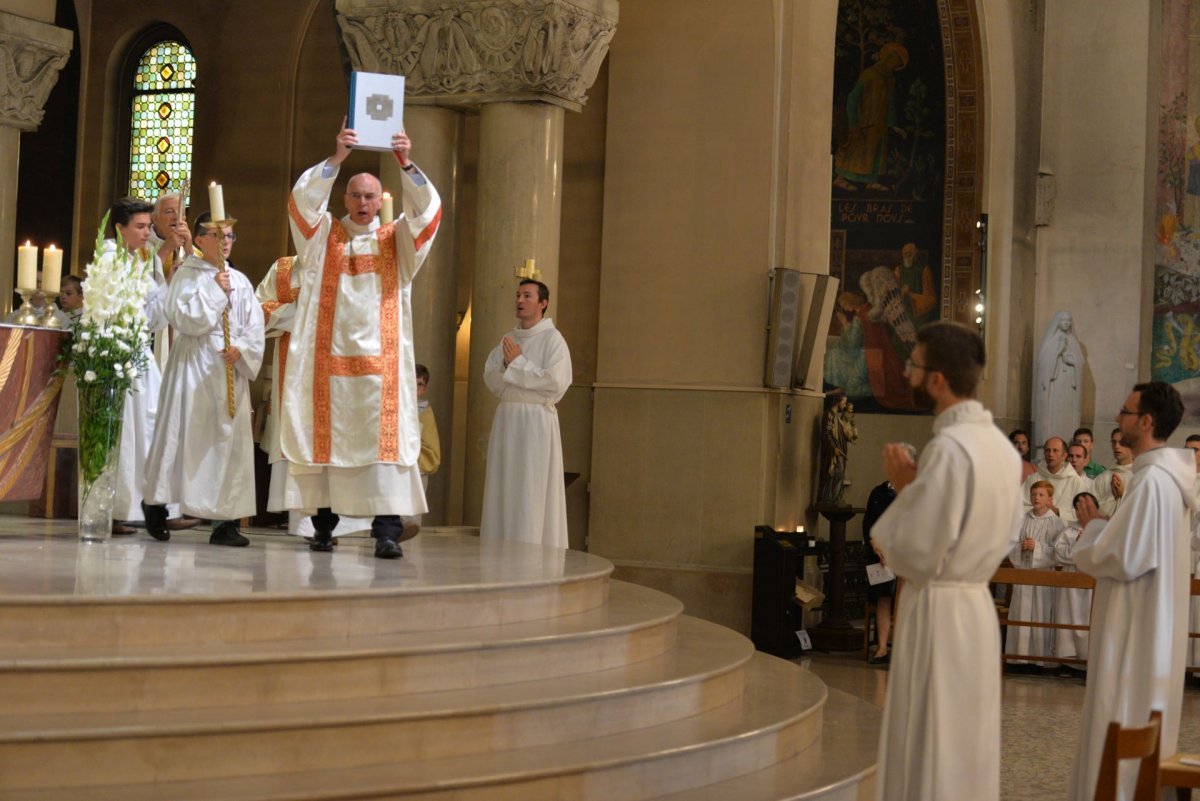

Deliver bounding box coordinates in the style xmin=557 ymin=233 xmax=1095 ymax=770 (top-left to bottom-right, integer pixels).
xmin=334 ymin=0 xmax=618 ymax=112
xmin=0 ymin=11 xmax=72 ymax=131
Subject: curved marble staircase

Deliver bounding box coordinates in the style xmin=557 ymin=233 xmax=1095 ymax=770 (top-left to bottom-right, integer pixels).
xmin=0 ymin=525 xmax=878 ymax=800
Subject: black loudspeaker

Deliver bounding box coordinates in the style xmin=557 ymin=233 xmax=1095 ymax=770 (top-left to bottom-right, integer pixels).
xmin=764 ymin=270 xmax=840 ymax=390
xmin=751 ymin=526 xmax=822 ymax=657
xmin=764 ymin=269 xmax=802 ymax=388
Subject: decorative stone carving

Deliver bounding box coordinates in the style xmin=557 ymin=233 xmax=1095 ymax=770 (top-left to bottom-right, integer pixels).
xmin=0 ymin=12 xmax=72 ymax=131
xmin=335 ymin=0 xmax=618 ymax=111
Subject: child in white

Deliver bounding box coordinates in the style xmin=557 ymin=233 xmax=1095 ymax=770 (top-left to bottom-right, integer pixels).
xmin=1005 ymin=480 xmax=1064 ymax=665
xmin=1051 ymin=490 xmax=1094 ymax=667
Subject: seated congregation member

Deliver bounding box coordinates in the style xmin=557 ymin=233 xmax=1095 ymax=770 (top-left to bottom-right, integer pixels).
xmin=1021 ymin=435 xmax=1090 ymax=524
xmin=1065 ymin=440 xmax=1093 ymax=484
xmin=1051 ymin=491 xmax=1095 ymax=671
xmin=1092 ymin=428 xmax=1134 ymax=517
xmin=141 ymin=212 xmax=265 ymax=546
xmin=1009 ymin=428 xmax=1038 ymax=482
xmin=1006 ymin=479 xmax=1064 ymax=667
xmin=1072 ymin=426 xmax=1106 ymax=479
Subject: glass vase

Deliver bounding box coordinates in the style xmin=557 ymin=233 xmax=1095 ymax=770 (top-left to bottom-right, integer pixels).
xmin=77 ymin=382 xmax=125 ymax=543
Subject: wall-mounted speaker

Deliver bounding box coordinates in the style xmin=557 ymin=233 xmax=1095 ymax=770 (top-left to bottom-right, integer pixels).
xmin=764 ymin=268 xmax=802 ymax=388
xmin=792 ymin=272 xmax=839 ymax=391
xmin=764 ymin=269 xmax=840 ymax=390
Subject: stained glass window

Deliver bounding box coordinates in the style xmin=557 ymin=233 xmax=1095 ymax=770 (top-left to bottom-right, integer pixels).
xmin=128 ymin=41 xmax=196 ymax=199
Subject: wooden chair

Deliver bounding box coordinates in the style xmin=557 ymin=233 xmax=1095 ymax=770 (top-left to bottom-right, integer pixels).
xmin=1093 ymin=710 xmax=1163 ymax=801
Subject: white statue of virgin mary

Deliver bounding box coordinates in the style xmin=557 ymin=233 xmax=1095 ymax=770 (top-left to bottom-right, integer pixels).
xmin=1032 ymin=311 xmax=1084 ymax=448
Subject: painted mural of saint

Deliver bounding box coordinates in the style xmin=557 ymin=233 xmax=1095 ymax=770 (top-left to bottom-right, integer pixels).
xmin=834 ymin=42 xmax=909 ymax=192
xmin=894 ymin=242 xmax=936 ymax=326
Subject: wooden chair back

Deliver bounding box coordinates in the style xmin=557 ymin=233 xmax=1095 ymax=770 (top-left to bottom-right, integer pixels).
xmin=1093 ymin=710 xmax=1162 ymax=801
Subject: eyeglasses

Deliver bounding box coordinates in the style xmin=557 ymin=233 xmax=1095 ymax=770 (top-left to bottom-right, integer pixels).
xmin=202 ymin=232 xmax=237 ymax=242
xmin=1116 ymin=407 xmax=1142 ymax=417
xmin=904 ymin=358 xmax=928 ymax=372
xmin=347 ymin=192 xmax=379 ymax=202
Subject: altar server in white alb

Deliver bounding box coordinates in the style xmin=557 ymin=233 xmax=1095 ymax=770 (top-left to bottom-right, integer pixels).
xmin=1005 ymin=479 xmax=1064 ymax=666
xmin=142 ymin=212 xmax=265 ymax=546
xmin=481 ymin=279 xmax=572 ymax=549
xmin=281 ymin=121 xmax=441 ymax=559
xmin=103 ymin=198 xmax=180 ymax=535
xmin=1068 ymin=381 xmax=1197 ymax=801
xmin=870 ymin=321 xmax=1021 ymax=801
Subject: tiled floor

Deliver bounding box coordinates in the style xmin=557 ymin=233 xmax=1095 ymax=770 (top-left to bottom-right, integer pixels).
xmin=802 ymin=651 xmax=1200 ymax=801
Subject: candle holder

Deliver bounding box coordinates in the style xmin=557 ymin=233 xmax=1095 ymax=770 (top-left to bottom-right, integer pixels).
xmin=202 ymin=218 xmax=237 ymax=419
xmin=39 ymin=290 xmax=64 ymax=329
xmin=12 ymin=288 xmax=41 ymax=326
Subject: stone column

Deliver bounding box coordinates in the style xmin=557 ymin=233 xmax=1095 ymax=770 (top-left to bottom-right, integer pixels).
xmin=378 ymin=105 xmax=463 ymax=523
xmin=464 ymin=101 xmax=564 ymax=523
xmin=335 ymin=0 xmax=617 ymax=524
xmin=0 ymin=12 xmax=72 ymax=315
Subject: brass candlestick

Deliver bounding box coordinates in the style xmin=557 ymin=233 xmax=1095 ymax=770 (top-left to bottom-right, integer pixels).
xmin=12 ymin=289 xmax=41 ymax=326
xmin=202 ymin=218 xmax=237 ymax=419
xmin=40 ymin=290 xmax=64 ymax=328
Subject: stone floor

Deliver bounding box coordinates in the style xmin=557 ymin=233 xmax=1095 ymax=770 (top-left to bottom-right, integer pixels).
xmin=801 ymin=650 xmax=1200 ymax=801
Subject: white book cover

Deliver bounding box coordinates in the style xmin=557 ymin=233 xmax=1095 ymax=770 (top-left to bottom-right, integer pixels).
xmin=348 ymin=71 xmax=406 ymax=152
xmin=866 ymin=562 xmax=896 ymax=585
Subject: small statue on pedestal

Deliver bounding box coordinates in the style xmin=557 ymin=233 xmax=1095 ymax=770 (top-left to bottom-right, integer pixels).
xmin=819 ymin=392 xmax=858 ymax=507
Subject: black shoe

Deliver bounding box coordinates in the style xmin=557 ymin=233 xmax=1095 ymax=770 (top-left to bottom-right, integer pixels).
xmin=374 ymin=538 xmax=403 ymax=559
xmin=210 ymin=522 xmax=249 ymax=547
xmin=141 ymin=501 xmax=170 ymax=541
xmin=309 ymin=529 xmax=334 ymax=552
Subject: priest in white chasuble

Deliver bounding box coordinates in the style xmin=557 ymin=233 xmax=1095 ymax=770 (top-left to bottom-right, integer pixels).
xmin=480 ymin=279 xmax=573 ymax=550
xmin=280 ymin=121 xmax=442 ymax=559
xmin=142 ymin=213 xmax=265 ymax=545
xmin=1068 ymin=383 xmax=1196 ymax=801
xmin=870 ymin=322 xmax=1022 ymax=801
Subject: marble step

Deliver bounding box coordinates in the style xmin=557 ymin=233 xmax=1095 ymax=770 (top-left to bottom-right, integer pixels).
xmin=0 ymin=616 xmax=755 ymax=791
xmin=0 ymin=532 xmax=613 ymax=649
xmin=5 ymin=653 xmax=825 ymax=801
xmin=0 ymin=580 xmax=682 ymax=716
xmin=645 ymin=687 xmax=881 ymax=801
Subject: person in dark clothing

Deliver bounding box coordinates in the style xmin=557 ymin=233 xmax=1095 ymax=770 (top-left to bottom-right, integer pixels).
xmin=863 ymin=442 xmax=916 ymax=665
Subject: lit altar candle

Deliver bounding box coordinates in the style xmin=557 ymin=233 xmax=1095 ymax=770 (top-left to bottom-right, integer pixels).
xmin=380 ymin=192 xmax=394 ymax=223
xmin=208 ymin=182 xmax=226 ymax=221
xmin=16 ymin=241 xmax=37 ymax=290
xmin=41 ymin=245 xmax=62 ymax=293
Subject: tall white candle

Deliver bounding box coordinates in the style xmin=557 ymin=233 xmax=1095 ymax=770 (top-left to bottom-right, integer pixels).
xmin=380 ymin=192 xmax=394 ymax=223
xmin=16 ymin=241 xmax=37 ymax=290
xmin=41 ymin=245 xmax=62 ymax=293
xmin=208 ymin=182 xmax=226 ymax=221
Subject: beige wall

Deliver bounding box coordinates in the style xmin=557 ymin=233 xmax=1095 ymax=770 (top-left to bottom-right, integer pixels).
xmin=0 ymin=0 xmax=52 ymax=23
xmin=1030 ymin=1 xmax=1158 ymax=431
xmin=589 ymin=0 xmax=839 ymax=631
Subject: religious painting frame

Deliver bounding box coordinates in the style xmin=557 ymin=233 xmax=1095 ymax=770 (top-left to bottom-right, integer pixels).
xmin=824 ymin=0 xmax=985 ymax=414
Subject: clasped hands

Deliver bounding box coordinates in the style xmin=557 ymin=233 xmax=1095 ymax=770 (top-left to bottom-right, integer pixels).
xmin=502 ymin=336 xmax=523 ymax=367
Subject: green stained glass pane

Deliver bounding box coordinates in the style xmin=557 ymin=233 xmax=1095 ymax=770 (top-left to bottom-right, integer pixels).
xmin=133 ymin=41 xmax=196 ymax=91
xmin=128 ymin=85 xmax=195 ymax=198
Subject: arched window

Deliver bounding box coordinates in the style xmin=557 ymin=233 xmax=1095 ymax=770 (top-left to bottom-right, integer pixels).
xmin=126 ymin=39 xmax=196 ymax=198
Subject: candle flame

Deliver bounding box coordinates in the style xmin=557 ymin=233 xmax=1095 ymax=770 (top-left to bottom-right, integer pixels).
xmin=209 ymin=181 xmax=218 ymax=187
xmin=47 ymin=244 xmax=57 ymax=251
